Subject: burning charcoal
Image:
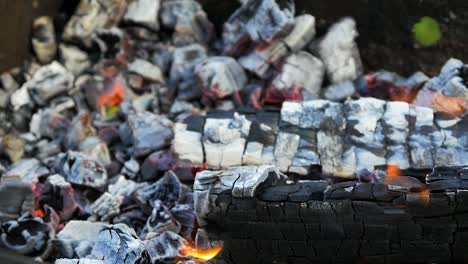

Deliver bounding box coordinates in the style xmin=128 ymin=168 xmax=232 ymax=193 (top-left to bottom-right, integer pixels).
xmin=55 ymin=221 xmax=106 ymax=258
xmin=0 ymin=177 xmax=34 ymax=221
xmin=1 ymin=134 xmax=25 ymax=162
xmin=268 ymin=51 xmax=325 ymax=101
xmin=63 ymin=0 xmax=128 ymax=47
xmin=203 ymin=113 xmax=251 ymax=168
xmin=144 ymin=231 xmax=186 ymax=263
xmin=222 ymin=0 xmax=295 ymax=54
xmin=65 ymin=112 xmax=97 ymax=150
xmin=170 ymin=204 xmax=197 ymax=235
xmin=170 ymin=44 xmax=207 ymax=100
xmin=90 ymin=192 xmax=121 ymax=222
xmin=128 ymin=59 xmax=165 ymax=84
xmin=76 ymin=75 xmax=116 ymax=112
xmin=59 ymin=44 xmax=91 ymax=76
xmin=318 ymin=17 xmax=363 ymax=83
xmin=323 ymin=80 xmax=356 ymax=101
xmin=23 ymin=61 xmax=74 ymax=106
xmin=79 ymin=137 xmax=111 ymax=166
xmin=55 ymin=259 xmax=105 ymax=264
xmin=4 ymin=158 xmax=50 ymax=183
xmin=36 ymin=140 xmax=62 ymax=161
xmin=10 ymin=85 xmax=32 ymax=111
xmin=90 ymin=224 xmax=147 ymax=263
xmin=160 ymin=0 xmax=214 ymax=45
xmin=141 ymin=150 xmax=176 ymax=181
xmin=32 ymin=16 xmax=57 ymax=64
xmin=119 ymin=112 xmax=173 ymax=157
xmin=36 ymin=174 xmax=79 ymax=221
xmin=136 ymin=171 xmax=184 ymax=209
xmin=239 ymin=14 xmax=316 ymax=79
xmin=195 ymin=56 xmax=247 ymax=100
xmin=141 ymin=201 xmax=180 ymax=239
xmin=121 ymin=158 xmax=140 ymax=179
xmin=123 ymin=0 xmax=161 ymax=31
xmin=94 ymin=28 xmax=128 ymax=62
xmin=112 ymin=205 xmax=148 ymax=235
xmin=413 ymin=59 xmax=468 ymax=115
xmin=422 ymin=59 xmax=464 ymax=96
xmin=169 ymin=100 xmax=201 ymax=121
xmin=0 ymin=213 xmax=52 ymax=255
xmin=108 ymin=175 xmax=145 ymax=198
xmin=57 ymin=151 xmax=108 ymax=189
xmin=30 ymin=109 xmax=71 ymax=140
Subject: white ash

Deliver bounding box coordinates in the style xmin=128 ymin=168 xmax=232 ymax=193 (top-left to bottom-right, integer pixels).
xmin=59 ymin=45 xmax=91 ymax=76
xmin=323 ymin=80 xmax=356 ymax=101
xmin=123 ymin=0 xmax=161 ymax=31
xmin=238 ymin=14 xmax=316 ymax=79
xmin=127 ymin=59 xmax=165 ymax=84
xmin=318 ymin=17 xmax=363 ymax=83
xmin=79 ymin=137 xmax=111 ymax=166
xmin=90 ymin=192 xmax=121 ymax=222
xmin=223 ymin=0 xmax=295 ymax=53
xmin=195 ymin=56 xmax=247 ymax=99
xmin=119 ymin=112 xmax=173 ymax=157
xmin=63 ymin=0 xmax=127 ymax=47
xmin=22 ymin=61 xmax=74 ymax=106
xmin=271 ymin=51 xmax=325 ymax=99
xmin=56 ymin=221 xmax=106 ymax=259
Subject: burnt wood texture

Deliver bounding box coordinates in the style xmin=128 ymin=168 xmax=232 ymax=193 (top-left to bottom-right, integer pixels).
xmin=196 ymin=165 xmax=468 ymax=264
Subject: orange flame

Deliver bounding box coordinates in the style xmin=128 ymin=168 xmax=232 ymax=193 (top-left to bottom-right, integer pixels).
xmin=179 ymin=243 xmax=222 ymax=262
xmin=419 ymin=189 xmax=430 ymax=207
xmin=385 ymin=164 xmax=402 ymax=184
xmin=98 ymin=80 xmax=124 ymax=108
xmin=34 ymin=209 xmax=45 ymax=218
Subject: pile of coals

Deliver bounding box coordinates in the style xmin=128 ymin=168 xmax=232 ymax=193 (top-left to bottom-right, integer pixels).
xmin=0 ymin=0 xmax=466 ymax=263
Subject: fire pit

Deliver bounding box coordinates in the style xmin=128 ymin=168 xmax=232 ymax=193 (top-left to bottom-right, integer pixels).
xmin=0 ymin=0 xmax=466 ymax=264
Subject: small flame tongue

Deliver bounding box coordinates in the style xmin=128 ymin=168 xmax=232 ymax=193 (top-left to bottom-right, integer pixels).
xmin=179 ymin=243 xmax=222 ymax=262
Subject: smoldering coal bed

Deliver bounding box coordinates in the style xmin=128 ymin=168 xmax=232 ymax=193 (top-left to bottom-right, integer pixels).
xmin=0 ymin=0 xmax=467 ymax=263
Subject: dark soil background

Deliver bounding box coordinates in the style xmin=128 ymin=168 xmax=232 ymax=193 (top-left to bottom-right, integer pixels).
xmin=1 ymin=0 xmax=467 ymax=76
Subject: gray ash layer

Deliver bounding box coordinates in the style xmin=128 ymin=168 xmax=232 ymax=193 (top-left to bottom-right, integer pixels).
xmin=174 ymin=98 xmax=467 ymax=178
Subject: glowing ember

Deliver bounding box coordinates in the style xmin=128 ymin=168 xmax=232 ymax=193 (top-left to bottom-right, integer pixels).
xmin=179 ymin=243 xmax=222 ymax=262
xmin=385 ymin=164 xmax=402 ymax=184
xmin=98 ymin=79 xmax=124 ymax=108
xmin=419 ymin=189 xmax=430 ymax=207
xmin=431 ymin=94 xmax=467 ymax=117
xmin=34 ymin=209 xmax=45 ymax=218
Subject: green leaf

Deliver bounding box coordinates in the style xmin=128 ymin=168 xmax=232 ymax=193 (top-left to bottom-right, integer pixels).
xmin=413 ymin=16 xmax=442 ymax=46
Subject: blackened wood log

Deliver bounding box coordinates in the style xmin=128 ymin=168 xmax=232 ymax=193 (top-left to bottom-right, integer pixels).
xmin=195 ymin=165 xmax=468 ymax=264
